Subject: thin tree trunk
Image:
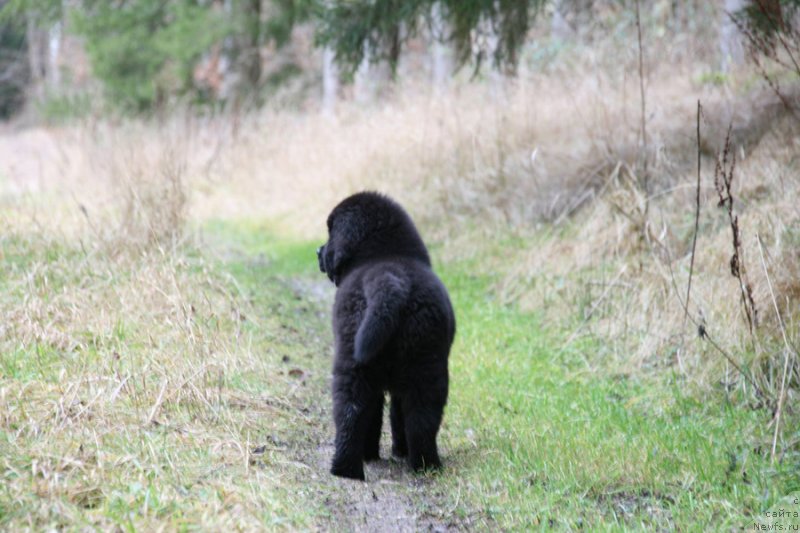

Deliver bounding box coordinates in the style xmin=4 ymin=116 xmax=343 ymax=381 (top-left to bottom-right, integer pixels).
xmin=430 ymin=2 xmax=452 ymax=93
xmin=353 ymin=43 xmax=373 ymax=103
xmin=551 ymin=0 xmax=572 ymax=40
xmin=47 ymin=19 xmax=61 ymax=90
xmin=354 ymin=42 xmax=394 ymax=103
xmin=482 ymin=8 xmax=505 ymax=101
xmin=720 ymin=0 xmax=747 ymax=71
xmin=237 ymin=0 xmax=262 ymax=97
xmin=322 ymin=46 xmax=338 ymax=113
xmin=26 ymin=12 xmax=45 ymax=99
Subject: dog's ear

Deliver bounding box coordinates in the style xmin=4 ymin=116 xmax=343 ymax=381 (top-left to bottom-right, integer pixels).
xmin=317 ymin=245 xmax=328 ymax=274
xmin=325 ymin=210 xmax=366 ymax=284
xmin=322 ymin=245 xmax=340 ymax=283
xmin=325 ymin=239 xmax=354 ymax=284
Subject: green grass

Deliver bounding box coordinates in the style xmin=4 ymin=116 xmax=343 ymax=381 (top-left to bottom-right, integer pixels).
xmin=434 ymin=256 xmax=797 ymax=530
xmin=1 ymin=221 xmax=797 ymax=531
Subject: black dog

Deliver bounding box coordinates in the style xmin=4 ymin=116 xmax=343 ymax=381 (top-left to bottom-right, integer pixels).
xmin=317 ymin=192 xmax=456 ymax=480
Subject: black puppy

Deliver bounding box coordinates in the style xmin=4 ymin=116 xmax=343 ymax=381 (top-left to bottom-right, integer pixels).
xmin=317 ymin=192 xmax=456 ymax=480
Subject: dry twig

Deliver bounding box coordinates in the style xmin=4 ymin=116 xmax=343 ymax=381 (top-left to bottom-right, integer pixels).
xmin=635 ymin=0 xmax=649 ymax=193
xmin=683 ymin=101 xmax=703 ymax=329
xmin=714 ymin=124 xmax=758 ymax=334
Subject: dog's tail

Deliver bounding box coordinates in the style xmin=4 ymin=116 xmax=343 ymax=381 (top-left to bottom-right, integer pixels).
xmin=353 ymin=272 xmax=409 ymax=365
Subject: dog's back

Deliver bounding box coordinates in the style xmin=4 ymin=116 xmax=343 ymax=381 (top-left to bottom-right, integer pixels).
xmin=332 ymin=257 xmax=455 ymax=380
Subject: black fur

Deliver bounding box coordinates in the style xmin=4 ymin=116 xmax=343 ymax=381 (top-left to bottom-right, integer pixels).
xmin=317 ymin=192 xmax=456 ymax=481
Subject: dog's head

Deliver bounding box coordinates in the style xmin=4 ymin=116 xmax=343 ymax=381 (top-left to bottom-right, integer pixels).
xmin=317 ymin=192 xmax=430 ymax=286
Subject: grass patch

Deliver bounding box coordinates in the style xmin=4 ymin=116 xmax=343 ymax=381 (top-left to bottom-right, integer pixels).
xmin=433 ymin=240 xmax=796 ymax=530
xmin=0 ymin=224 xmax=333 ymax=530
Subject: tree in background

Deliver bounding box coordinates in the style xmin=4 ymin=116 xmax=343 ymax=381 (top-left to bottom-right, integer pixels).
xmin=1 ymin=0 xmax=62 ymax=104
xmin=74 ymin=0 xmax=227 ymax=112
xmin=315 ymin=0 xmax=548 ymax=80
xmin=721 ymin=0 xmax=748 ymax=71
xmin=226 ymin=0 xmax=311 ymax=101
xmin=1 ymin=0 xmax=312 ymax=113
xmin=429 ymin=2 xmax=453 ymax=92
xmin=2 ymin=0 xmax=798 ymax=117
xmin=0 ymin=0 xmax=28 ymax=118
xmin=732 ymin=0 xmax=800 ymax=113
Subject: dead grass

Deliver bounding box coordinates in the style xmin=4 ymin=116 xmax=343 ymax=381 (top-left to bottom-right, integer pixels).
xmin=0 ymin=137 xmax=331 ymax=527
xmin=0 ymin=224 xmax=337 ymax=528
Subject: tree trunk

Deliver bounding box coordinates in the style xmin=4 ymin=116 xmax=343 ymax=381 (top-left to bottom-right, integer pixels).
xmin=354 ymin=42 xmax=392 ymax=103
xmin=720 ymin=0 xmax=747 ymax=71
xmin=47 ymin=19 xmax=62 ymax=90
xmin=353 ymin=43 xmax=374 ymax=103
xmin=551 ymin=0 xmax=594 ymax=40
xmin=26 ymin=12 xmax=46 ymax=100
xmin=430 ymin=2 xmax=452 ymax=93
xmin=551 ymin=0 xmax=572 ymax=40
xmin=481 ymin=8 xmax=505 ymax=100
xmin=235 ymin=0 xmax=262 ymax=98
xmin=322 ymin=46 xmax=338 ymax=113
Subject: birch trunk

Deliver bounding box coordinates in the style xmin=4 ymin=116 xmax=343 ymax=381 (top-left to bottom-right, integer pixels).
xmin=322 ymin=46 xmax=338 ymax=113
xmin=430 ymin=2 xmax=452 ymax=93
xmin=720 ymin=0 xmax=747 ymax=72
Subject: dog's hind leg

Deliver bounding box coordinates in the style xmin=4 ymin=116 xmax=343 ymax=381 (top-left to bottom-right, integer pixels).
xmin=363 ymin=393 xmax=385 ymax=461
xmin=390 ymin=394 xmax=408 ymax=458
xmin=402 ymin=393 xmax=444 ymax=472
xmin=330 ymin=371 xmax=379 ymax=480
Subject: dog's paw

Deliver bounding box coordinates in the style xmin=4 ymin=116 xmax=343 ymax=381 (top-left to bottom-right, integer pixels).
xmin=363 ymin=450 xmax=381 ymax=462
xmin=330 ymin=463 xmax=365 ymax=481
xmin=391 ymin=444 xmax=408 ymax=458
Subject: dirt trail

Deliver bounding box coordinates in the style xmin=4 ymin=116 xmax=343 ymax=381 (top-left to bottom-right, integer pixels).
xmin=312 ymin=443 xmax=448 ymax=532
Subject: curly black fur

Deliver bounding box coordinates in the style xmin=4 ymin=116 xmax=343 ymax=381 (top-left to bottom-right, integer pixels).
xmin=317 ymin=192 xmax=456 ymax=481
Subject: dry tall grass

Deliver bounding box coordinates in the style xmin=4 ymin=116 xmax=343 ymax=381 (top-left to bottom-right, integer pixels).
xmin=0 ymin=131 xmax=330 ymax=527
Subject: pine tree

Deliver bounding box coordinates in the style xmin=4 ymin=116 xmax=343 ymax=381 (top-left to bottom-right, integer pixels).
xmin=2 ymin=0 xmax=314 ymax=112
xmin=73 ymin=0 xmax=227 ymax=111
xmin=315 ymin=0 xmax=548 ymax=78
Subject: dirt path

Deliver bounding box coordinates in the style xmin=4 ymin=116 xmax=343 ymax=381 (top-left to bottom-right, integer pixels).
xmin=312 ymin=443 xmax=448 ymax=532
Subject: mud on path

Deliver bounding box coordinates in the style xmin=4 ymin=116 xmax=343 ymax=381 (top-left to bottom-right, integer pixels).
xmin=309 ymin=444 xmax=453 ymax=532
